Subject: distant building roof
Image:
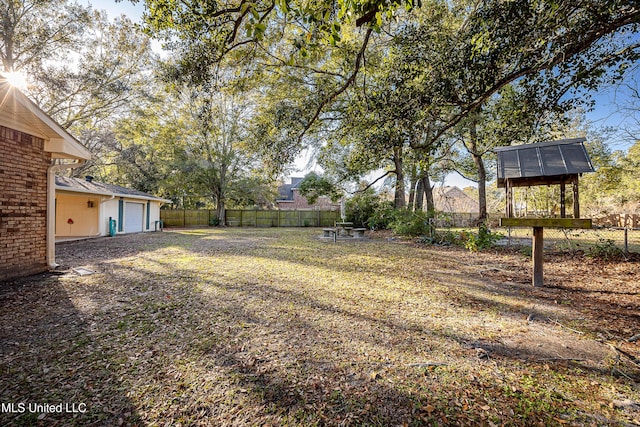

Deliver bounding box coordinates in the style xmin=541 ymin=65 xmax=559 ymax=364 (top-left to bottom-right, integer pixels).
xmin=495 ymin=138 xmax=594 ymax=188
xmin=434 ymin=186 xmax=479 ymax=213
xmin=55 ymin=176 xmax=171 ymax=203
xmin=277 ymin=177 xmax=305 ymax=201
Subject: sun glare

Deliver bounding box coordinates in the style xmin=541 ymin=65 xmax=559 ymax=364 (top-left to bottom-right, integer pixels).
xmin=2 ymin=71 xmax=28 ymax=90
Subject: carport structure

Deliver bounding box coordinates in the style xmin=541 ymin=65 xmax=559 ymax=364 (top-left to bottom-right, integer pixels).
xmin=495 ymin=138 xmax=595 ymax=287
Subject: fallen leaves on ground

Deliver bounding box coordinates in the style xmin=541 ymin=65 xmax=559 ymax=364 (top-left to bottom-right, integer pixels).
xmin=1 ymin=228 xmax=638 ymax=426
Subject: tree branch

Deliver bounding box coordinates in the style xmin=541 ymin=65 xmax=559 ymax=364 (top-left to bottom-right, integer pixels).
xmin=349 ymin=170 xmax=392 ymax=194
xmin=298 ymin=27 xmax=373 ymax=142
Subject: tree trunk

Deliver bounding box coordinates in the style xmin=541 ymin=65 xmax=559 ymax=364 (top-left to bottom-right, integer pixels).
xmin=472 ymin=153 xmax=487 ymax=221
xmin=393 ymin=145 xmax=406 ymax=209
xmin=422 ymin=175 xmax=435 ymax=213
xmin=408 ymin=176 xmax=417 ymax=210
xmin=414 ymin=178 xmax=424 ymax=211
xmin=468 ymin=119 xmax=487 ymax=222
xmin=216 ymin=198 xmax=226 ymax=226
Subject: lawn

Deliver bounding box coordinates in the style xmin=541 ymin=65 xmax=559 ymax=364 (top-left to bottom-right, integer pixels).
xmin=1 ymin=228 xmax=638 ymax=426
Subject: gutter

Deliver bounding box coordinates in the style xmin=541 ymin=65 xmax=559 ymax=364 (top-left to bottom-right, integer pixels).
xmin=47 ymin=160 xmax=85 ymax=269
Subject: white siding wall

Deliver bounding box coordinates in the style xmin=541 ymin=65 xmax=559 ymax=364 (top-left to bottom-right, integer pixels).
xmin=98 ymin=197 xmax=164 ymax=235
xmin=100 ymin=198 xmax=119 ymax=236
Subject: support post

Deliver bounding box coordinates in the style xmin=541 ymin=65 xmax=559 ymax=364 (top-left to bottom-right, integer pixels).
xmin=532 ymin=226 xmax=544 ymax=287
xmin=560 ymin=182 xmax=566 ymax=218
xmin=506 ymin=181 xmax=513 ymax=218
xmin=573 ymin=176 xmax=580 ymax=219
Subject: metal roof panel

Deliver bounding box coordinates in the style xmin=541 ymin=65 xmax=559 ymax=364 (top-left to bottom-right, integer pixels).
xmin=495 ymin=138 xmax=594 ymax=185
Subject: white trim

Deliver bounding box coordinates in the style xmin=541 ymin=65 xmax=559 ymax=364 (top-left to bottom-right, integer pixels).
xmin=47 ymin=161 xmax=85 ymax=269
xmin=0 ymin=80 xmax=92 ymax=160
xmin=56 ymin=187 xmax=171 ymax=203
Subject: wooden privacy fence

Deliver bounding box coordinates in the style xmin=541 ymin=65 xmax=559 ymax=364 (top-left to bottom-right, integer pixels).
xmin=161 ymin=209 xmax=340 ymax=228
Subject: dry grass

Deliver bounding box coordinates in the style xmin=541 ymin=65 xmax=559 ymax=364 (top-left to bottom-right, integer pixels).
xmin=1 ymin=228 xmax=638 ymax=426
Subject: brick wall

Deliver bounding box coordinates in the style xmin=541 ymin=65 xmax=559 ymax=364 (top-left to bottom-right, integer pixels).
xmin=0 ymin=125 xmax=50 ymax=281
xmin=276 ymin=189 xmax=340 ymax=210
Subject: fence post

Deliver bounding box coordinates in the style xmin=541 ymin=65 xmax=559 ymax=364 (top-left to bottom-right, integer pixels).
xmin=183 ymin=209 xmax=186 ymax=227
xmin=624 ymin=227 xmax=629 ymax=255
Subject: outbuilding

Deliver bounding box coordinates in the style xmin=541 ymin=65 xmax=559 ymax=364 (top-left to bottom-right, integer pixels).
xmin=55 ymin=176 xmax=172 ymax=238
xmin=0 ymin=79 xmax=92 ymax=281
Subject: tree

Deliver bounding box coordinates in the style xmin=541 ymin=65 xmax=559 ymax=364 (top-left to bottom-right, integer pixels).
xmin=143 ymin=0 xmax=638 ymax=152
xmin=1 ymin=2 xmax=158 ymax=182
xmin=190 ymin=91 xmax=255 ymax=223
xmin=448 ymin=83 xmax=565 ymax=220
xmin=0 ymin=0 xmax=90 ymax=73
xmin=297 ymin=172 xmax=342 ymax=204
xmin=100 ymin=92 xmax=193 ymax=198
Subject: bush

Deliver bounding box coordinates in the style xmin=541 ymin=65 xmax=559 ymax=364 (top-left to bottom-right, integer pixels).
xmin=464 ymin=223 xmax=503 ymax=252
xmin=588 ymin=238 xmax=623 ymax=260
xmin=388 ymin=209 xmax=434 ymax=237
xmin=432 ymin=223 xmax=502 ymax=251
xmin=345 ymin=189 xmax=384 ymax=228
xmin=367 ymin=202 xmax=395 ymax=230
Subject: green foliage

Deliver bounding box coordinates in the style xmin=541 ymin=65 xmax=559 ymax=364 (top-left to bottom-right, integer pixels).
xmin=366 ymin=202 xmax=395 ymax=231
xmin=388 ymin=209 xmax=433 ymax=237
xmin=298 ymin=172 xmax=342 ymax=204
xmin=588 ymin=238 xmax=623 ymax=260
xmin=433 ymin=224 xmax=502 ymax=252
xmin=463 ymin=223 xmax=503 ymax=252
xmin=345 ymin=188 xmax=384 ymax=228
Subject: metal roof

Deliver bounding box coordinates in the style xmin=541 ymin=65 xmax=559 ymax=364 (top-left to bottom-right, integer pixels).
xmin=56 ymin=176 xmax=172 ymax=203
xmin=495 ymin=138 xmax=594 ymax=187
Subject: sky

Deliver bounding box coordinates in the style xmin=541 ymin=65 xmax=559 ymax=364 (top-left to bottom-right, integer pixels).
xmin=92 ymin=0 xmax=638 ymax=189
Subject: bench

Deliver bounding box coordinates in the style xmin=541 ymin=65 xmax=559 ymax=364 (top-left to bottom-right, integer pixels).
xmin=352 ymin=228 xmax=367 ymax=238
xmin=323 ymin=228 xmax=337 ymax=238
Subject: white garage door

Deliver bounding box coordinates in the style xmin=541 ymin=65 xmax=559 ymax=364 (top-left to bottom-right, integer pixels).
xmin=124 ymin=202 xmax=144 ymax=233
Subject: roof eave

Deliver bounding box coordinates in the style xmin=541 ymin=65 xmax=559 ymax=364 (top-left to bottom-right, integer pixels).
xmin=56 ymin=186 xmax=172 ymax=203
xmin=0 ymin=81 xmax=91 ymax=160
xmin=493 ymin=137 xmax=587 ymax=153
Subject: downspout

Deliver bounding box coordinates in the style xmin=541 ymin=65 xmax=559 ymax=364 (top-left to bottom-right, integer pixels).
xmin=47 ymin=160 xmax=85 ymax=269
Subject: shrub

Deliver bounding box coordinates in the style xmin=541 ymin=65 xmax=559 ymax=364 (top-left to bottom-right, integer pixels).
xmin=388 ymin=209 xmax=434 ymax=237
xmin=588 ymin=238 xmax=623 ymax=260
xmin=345 ymin=189 xmax=385 ymax=228
xmin=464 ymin=223 xmax=503 ymax=252
xmin=367 ymin=202 xmax=395 ymax=230
xmin=432 ymin=223 xmax=502 ymax=251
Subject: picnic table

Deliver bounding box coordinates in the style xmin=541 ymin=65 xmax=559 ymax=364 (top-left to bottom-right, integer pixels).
xmin=322 ymin=222 xmax=367 ymax=241
xmin=335 ymin=221 xmax=353 ymax=236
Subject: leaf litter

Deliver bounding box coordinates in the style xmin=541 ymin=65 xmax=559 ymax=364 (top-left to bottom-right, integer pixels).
xmin=0 ymin=228 xmax=638 ymax=426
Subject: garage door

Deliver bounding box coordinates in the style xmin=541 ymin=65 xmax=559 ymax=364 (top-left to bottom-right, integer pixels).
xmin=124 ymin=202 xmax=144 ymax=233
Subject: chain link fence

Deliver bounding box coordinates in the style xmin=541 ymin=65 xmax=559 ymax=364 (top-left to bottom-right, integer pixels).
xmin=433 ymin=224 xmax=639 ymax=255
xmin=496 ymin=226 xmax=639 ymax=254
xmin=430 ymin=212 xmax=640 ymax=255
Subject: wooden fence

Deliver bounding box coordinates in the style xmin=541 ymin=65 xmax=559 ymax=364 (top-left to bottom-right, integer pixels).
xmin=160 ymin=209 xmax=340 ymax=228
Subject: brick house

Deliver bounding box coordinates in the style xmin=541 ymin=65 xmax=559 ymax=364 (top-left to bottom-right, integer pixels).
xmin=276 ymin=177 xmax=340 ymax=210
xmin=0 ymin=79 xmax=91 ymax=281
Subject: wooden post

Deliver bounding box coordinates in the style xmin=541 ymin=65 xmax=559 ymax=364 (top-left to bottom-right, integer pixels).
xmin=573 ymin=176 xmax=580 ymax=219
xmin=506 ymin=181 xmax=513 ymax=218
xmin=560 ymin=182 xmax=566 ymax=218
xmin=532 ymin=226 xmax=544 ymax=287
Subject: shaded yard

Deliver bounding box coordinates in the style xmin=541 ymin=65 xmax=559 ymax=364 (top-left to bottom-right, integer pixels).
xmin=1 ymin=228 xmax=639 ymax=426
